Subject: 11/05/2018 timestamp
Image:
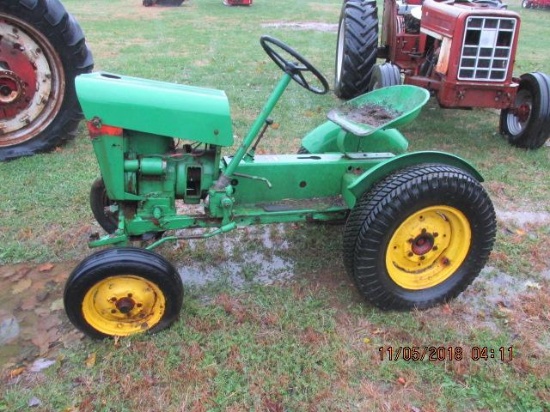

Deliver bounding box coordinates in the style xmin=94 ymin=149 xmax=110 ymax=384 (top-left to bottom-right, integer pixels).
xmin=379 ymin=346 xmax=513 ymax=362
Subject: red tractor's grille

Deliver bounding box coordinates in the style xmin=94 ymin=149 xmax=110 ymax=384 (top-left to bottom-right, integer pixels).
xmin=458 ymin=16 xmax=517 ymax=82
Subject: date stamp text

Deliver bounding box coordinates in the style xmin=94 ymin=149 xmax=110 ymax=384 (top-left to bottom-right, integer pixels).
xmin=378 ymin=346 xmax=513 ymax=362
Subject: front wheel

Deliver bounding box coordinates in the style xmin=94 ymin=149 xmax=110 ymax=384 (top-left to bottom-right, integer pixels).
xmin=368 ymin=63 xmax=401 ymax=91
xmin=64 ymin=248 xmax=184 ymax=338
xmin=500 ymin=72 xmax=550 ymax=149
xmin=344 ymin=164 xmax=496 ymax=310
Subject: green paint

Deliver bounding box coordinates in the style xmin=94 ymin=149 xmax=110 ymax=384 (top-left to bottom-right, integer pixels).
xmin=76 ymin=69 xmax=481 ymax=251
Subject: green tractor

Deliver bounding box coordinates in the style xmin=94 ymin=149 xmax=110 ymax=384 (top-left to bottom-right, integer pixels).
xmin=64 ymin=36 xmax=496 ymax=339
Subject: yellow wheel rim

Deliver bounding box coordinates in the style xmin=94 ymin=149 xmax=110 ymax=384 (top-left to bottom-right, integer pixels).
xmin=82 ymin=275 xmax=166 ymax=337
xmin=386 ymin=206 xmax=471 ymax=290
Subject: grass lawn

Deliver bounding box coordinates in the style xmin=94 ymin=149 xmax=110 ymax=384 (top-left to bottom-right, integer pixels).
xmin=1 ymin=0 xmax=549 ymax=410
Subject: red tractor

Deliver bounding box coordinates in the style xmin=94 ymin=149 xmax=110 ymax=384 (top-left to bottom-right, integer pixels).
xmin=521 ymin=0 xmax=550 ymax=8
xmin=335 ymin=0 xmax=550 ymax=149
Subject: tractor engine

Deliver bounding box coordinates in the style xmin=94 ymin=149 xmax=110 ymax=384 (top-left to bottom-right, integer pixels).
xmin=76 ymin=71 xmax=234 ymax=232
xmin=113 ymin=130 xmax=220 ymax=223
xmin=386 ymin=0 xmax=521 ymax=108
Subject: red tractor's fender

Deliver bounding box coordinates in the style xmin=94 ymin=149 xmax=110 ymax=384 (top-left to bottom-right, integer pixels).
xmin=342 ymin=151 xmax=484 ymax=208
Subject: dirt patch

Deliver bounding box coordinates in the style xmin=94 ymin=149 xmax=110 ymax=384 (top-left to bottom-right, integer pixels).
xmin=495 ymin=208 xmax=550 ymax=228
xmin=261 ymin=22 xmax=338 ymax=33
xmin=0 ymin=262 xmax=82 ymax=371
xmin=340 ymin=103 xmax=402 ymax=127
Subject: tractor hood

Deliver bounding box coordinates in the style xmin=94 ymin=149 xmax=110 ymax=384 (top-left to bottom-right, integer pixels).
xmin=76 ymin=72 xmax=234 ymax=146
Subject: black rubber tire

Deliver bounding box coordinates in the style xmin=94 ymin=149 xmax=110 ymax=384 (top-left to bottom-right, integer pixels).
xmin=521 ymin=0 xmax=531 ymax=7
xmin=334 ymin=0 xmax=379 ymax=99
xmin=64 ymin=247 xmax=184 ymax=339
xmin=500 ymin=72 xmax=550 ymax=149
xmin=90 ymin=178 xmax=118 ymax=234
xmin=157 ymin=0 xmax=183 ymax=5
xmin=0 ymin=0 xmax=93 ymax=161
xmin=368 ymin=63 xmax=401 ymax=91
xmin=343 ymin=164 xmax=496 ymax=310
xmin=143 ymin=0 xmax=154 ymax=6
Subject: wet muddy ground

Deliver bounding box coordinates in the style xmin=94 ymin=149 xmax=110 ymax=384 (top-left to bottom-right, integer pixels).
xmin=1 ymin=211 xmax=549 ymax=374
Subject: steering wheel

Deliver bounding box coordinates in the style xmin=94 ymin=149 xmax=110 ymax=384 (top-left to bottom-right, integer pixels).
xmin=260 ymin=35 xmax=329 ymax=95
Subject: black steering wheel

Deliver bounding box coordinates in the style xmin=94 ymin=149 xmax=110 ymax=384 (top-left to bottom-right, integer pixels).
xmin=260 ymin=35 xmax=329 ymax=95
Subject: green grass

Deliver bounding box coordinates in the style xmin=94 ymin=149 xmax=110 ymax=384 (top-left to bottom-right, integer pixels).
xmin=1 ymin=0 xmax=550 ymax=410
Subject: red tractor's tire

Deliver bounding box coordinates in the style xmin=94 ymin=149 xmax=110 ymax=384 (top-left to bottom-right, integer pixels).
xmin=334 ymin=0 xmax=378 ymax=100
xmin=368 ymin=63 xmax=401 ymax=91
xmin=0 ymin=0 xmax=93 ymax=161
xmin=344 ymin=164 xmax=496 ymax=310
xmin=500 ymin=72 xmax=550 ymax=149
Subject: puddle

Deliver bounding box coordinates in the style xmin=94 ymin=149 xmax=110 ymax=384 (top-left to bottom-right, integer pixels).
xmin=456 ymin=266 xmax=545 ymax=331
xmin=176 ymin=224 xmax=294 ymax=289
xmin=261 ymin=22 xmax=338 ymax=32
xmin=495 ymin=208 xmax=550 ymax=228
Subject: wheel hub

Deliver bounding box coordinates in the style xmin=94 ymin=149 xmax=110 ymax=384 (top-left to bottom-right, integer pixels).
xmin=114 ymin=296 xmax=136 ymax=314
xmin=411 ymin=231 xmax=435 ymax=256
xmin=0 ymin=69 xmax=26 ymax=105
xmin=386 ymin=206 xmax=471 ymax=290
xmin=515 ymin=103 xmax=531 ymax=123
xmin=82 ymin=275 xmax=165 ymax=336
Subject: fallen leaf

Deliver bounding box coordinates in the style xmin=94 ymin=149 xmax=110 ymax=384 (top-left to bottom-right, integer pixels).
xmin=38 ymin=315 xmax=62 ymax=331
xmin=2 ymin=266 xmax=32 ymax=280
xmin=9 ymin=367 xmax=26 ymax=378
xmin=36 ymin=290 xmax=50 ymax=302
xmin=525 ymin=281 xmax=541 ymax=290
xmin=12 ymin=278 xmax=32 ymax=294
xmin=85 ymin=353 xmax=96 ymax=368
xmin=363 ymin=337 xmax=371 ymax=344
xmin=20 ymin=295 xmax=38 ymax=311
xmin=442 ymin=304 xmax=453 ymax=314
xmin=397 ymin=377 xmax=406 ymax=385
xmin=32 ymin=325 xmax=60 ymax=355
xmin=38 ymin=263 xmax=55 ymax=272
xmin=30 ymin=358 xmax=56 ymax=373
xmin=28 ymin=396 xmax=42 ymax=407
xmin=50 ymin=299 xmax=64 ymax=311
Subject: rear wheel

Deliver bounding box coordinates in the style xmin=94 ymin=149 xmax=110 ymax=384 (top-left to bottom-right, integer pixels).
xmin=90 ymin=178 xmax=118 ymax=234
xmin=344 ymin=164 xmax=496 ymax=310
xmin=64 ymin=248 xmax=184 ymax=339
xmin=368 ymin=63 xmax=401 ymax=91
xmin=334 ymin=0 xmax=379 ymax=99
xmin=0 ymin=0 xmax=93 ymax=160
xmin=500 ymin=72 xmax=550 ymax=149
